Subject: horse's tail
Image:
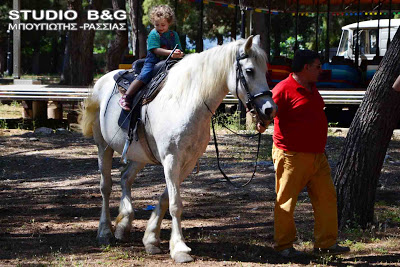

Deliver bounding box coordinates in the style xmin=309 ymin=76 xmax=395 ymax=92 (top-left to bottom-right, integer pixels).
xmin=79 ymin=95 xmax=100 ymax=137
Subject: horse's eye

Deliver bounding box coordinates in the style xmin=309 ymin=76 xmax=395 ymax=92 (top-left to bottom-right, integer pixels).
xmin=245 ymin=68 xmax=254 ymax=76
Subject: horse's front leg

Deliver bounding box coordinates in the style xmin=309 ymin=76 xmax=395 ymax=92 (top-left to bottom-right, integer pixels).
xmin=96 ymin=144 xmax=114 ymax=245
xmin=142 ymin=187 xmax=169 ymax=254
xmin=164 ymin=155 xmax=193 ymax=263
xmin=114 ymin=161 xmax=145 ymax=242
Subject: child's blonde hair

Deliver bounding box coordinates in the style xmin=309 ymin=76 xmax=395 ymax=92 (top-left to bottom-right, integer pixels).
xmin=149 ymin=5 xmax=175 ymax=25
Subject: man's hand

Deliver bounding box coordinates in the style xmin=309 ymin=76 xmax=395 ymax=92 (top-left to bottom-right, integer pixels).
xmin=256 ymin=121 xmax=266 ymax=133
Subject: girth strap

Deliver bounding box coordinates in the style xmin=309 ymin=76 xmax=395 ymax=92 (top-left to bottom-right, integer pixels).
xmin=137 ymin=120 xmax=161 ymax=165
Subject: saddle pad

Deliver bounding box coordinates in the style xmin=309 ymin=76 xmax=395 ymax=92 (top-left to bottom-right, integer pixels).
xmin=118 ymin=88 xmax=146 ymax=130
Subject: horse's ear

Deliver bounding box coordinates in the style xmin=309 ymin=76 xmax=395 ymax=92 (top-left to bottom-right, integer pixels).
xmin=253 ymin=35 xmax=261 ymax=46
xmin=244 ymin=35 xmax=254 ymax=54
xmin=231 ymin=37 xmax=236 ymax=42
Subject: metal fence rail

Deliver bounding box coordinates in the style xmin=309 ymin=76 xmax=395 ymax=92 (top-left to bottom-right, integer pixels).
xmin=222 ymin=89 xmax=366 ymax=105
xmin=0 ymin=85 xmax=91 ymax=101
xmin=0 ymin=85 xmax=366 ymax=106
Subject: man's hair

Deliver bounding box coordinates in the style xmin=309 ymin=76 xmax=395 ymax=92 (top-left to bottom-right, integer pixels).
xmin=149 ymin=5 xmax=175 ymax=25
xmin=291 ymin=49 xmax=320 ymax=72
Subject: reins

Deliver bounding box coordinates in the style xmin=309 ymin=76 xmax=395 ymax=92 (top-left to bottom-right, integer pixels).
xmin=203 ymin=51 xmax=272 ymax=188
xmin=205 ymin=101 xmax=262 ymax=188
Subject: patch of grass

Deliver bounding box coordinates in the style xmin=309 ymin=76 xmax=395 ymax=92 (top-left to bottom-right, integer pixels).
xmin=101 ymin=244 xmax=112 ymax=252
xmin=374 ymin=247 xmax=388 ymax=254
xmin=298 ymin=240 xmax=313 ymax=251
xmin=370 ymin=237 xmax=381 ymax=243
xmin=352 ymin=242 xmax=366 ymax=251
xmin=132 ymin=255 xmax=145 ymax=262
xmin=0 ymin=102 xmax=23 ymax=119
xmin=383 ymin=210 xmax=400 ymax=223
xmin=315 ymin=254 xmax=338 ymax=266
xmin=214 ymin=111 xmax=243 ymax=131
xmin=0 ymin=119 xmax=8 ymax=129
xmin=11 ymin=101 xmax=20 ymax=107
xmin=108 ymin=250 xmax=130 ymax=260
xmin=341 ymin=239 xmax=353 ymax=246
xmin=196 ymin=231 xmax=212 ymax=242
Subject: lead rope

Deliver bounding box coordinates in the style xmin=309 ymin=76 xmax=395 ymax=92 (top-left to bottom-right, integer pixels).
xmin=204 ymin=102 xmax=262 ymax=188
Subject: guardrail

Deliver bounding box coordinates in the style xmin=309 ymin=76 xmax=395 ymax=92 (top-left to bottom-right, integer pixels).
xmin=222 ymin=89 xmax=366 ymax=105
xmin=319 ymin=90 xmax=365 ymax=105
xmin=0 ymin=85 xmax=91 ymax=101
xmin=0 ymin=85 xmax=366 ymax=107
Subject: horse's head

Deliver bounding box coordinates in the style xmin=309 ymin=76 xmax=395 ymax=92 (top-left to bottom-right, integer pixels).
xmin=228 ymin=35 xmax=277 ymax=129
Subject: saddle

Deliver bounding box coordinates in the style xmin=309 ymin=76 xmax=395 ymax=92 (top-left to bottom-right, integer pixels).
xmin=112 ymin=58 xmax=178 ymax=164
xmin=113 ymin=58 xmax=178 ymax=129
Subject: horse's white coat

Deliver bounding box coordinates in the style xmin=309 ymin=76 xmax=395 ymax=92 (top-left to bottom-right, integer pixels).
xmin=80 ymin=36 xmax=276 ymax=262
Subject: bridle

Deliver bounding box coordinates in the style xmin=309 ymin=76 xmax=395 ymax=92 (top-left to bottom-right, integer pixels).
xmin=236 ymin=52 xmax=272 ymax=123
xmin=204 ymin=52 xmax=273 ymax=188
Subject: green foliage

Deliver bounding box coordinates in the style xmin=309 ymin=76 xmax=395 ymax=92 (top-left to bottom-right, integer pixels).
xmin=382 ymin=209 xmax=400 ymax=223
xmin=11 ymin=101 xmax=20 ymax=107
xmin=94 ymin=30 xmax=113 ymax=55
xmin=280 ymin=36 xmax=304 ymax=59
xmin=213 ymin=111 xmax=242 ymax=131
xmin=94 ymin=47 xmax=106 ymax=54
xmin=101 ymin=245 xmax=112 ymax=252
xmin=0 ymin=119 xmax=8 ymax=129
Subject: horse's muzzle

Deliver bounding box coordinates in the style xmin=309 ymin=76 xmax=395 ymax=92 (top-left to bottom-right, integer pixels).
xmin=251 ymin=100 xmax=276 ymax=127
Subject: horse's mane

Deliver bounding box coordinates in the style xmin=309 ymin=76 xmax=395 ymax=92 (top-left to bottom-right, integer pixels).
xmin=158 ymin=38 xmax=267 ymax=110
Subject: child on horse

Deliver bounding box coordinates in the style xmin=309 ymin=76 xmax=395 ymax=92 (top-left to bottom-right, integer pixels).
xmin=119 ymin=5 xmax=184 ymax=111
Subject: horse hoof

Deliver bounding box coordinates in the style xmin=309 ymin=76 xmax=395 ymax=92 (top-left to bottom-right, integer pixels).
xmin=114 ymin=229 xmax=130 ymax=243
xmin=173 ymin=252 xmax=194 ymax=263
xmin=97 ymin=234 xmax=115 ymax=246
xmin=145 ymin=244 xmax=163 ymax=255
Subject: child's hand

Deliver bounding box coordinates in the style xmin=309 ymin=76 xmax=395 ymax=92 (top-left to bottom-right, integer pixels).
xmin=172 ymin=49 xmax=184 ymax=59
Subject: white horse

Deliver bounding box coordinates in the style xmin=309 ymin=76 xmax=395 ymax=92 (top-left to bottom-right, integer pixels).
xmin=79 ymin=35 xmax=276 ymax=263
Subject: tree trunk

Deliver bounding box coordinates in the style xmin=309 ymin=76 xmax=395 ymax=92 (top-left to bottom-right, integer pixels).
xmin=334 ymin=28 xmax=400 ymax=229
xmin=106 ymin=0 xmax=128 ymax=71
xmin=61 ymin=0 xmax=102 ymax=85
xmin=216 ymin=33 xmax=223 ymax=45
xmin=252 ymin=12 xmax=267 ymax=53
xmin=272 ymin=16 xmax=281 ymax=58
xmin=0 ymin=44 xmax=6 ymax=75
xmin=128 ymin=0 xmax=146 ymax=59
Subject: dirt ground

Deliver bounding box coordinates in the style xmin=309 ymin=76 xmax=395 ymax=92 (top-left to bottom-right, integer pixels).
xmin=1 ymin=121 xmax=400 ymax=266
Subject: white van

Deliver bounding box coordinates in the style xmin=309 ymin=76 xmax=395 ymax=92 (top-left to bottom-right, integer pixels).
xmin=337 ymin=19 xmax=400 ymax=61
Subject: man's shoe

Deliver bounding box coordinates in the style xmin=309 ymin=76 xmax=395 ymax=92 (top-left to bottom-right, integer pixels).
xmin=279 ymin=247 xmax=306 ymax=258
xmin=314 ymin=243 xmax=350 ymax=255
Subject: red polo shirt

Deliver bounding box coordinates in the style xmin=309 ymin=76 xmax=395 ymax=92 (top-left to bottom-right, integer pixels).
xmin=272 ymin=73 xmax=327 ymax=153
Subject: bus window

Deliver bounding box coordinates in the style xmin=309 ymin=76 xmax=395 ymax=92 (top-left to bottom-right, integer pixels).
xmin=353 ymin=30 xmax=366 ymax=55
xmin=337 ymin=30 xmax=349 ymax=56
xmin=369 ymin=29 xmax=378 ymax=54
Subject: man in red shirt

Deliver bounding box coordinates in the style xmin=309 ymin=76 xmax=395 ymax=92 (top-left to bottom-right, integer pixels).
xmin=269 ymin=50 xmax=349 ymax=258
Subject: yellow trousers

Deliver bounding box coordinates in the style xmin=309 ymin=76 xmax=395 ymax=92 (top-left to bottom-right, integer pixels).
xmin=272 ymin=144 xmax=338 ymax=251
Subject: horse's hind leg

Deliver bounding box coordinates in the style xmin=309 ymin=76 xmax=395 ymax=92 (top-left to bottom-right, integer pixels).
xmin=143 ymin=187 xmax=169 ymax=254
xmin=96 ymin=142 xmax=115 ymax=245
xmin=114 ymin=161 xmax=145 ymax=242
